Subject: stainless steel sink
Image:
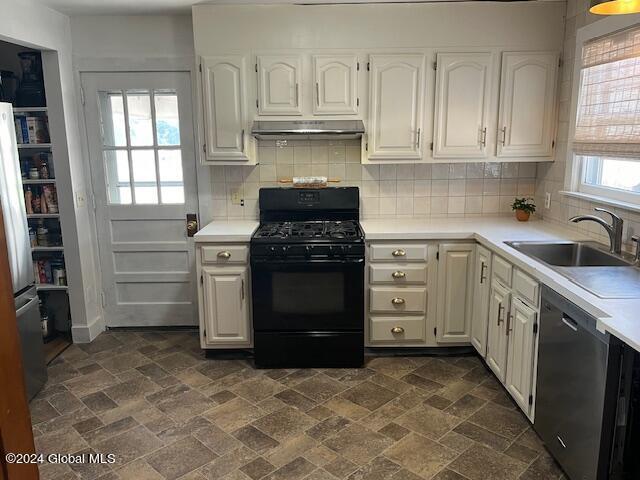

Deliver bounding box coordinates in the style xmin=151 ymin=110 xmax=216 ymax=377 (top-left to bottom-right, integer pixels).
xmin=505 ymin=241 xmax=630 ymax=267
xmin=505 ymin=241 xmax=640 ymax=299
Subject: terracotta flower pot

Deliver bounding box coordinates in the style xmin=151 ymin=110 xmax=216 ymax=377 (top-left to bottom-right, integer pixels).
xmin=515 ymin=209 xmax=530 ymax=222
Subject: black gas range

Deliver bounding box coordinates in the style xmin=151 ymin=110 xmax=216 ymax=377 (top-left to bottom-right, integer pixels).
xmin=250 ymin=187 xmax=364 ymax=368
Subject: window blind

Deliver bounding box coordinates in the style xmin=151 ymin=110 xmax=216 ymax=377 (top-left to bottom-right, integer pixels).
xmin=574 ymin=25 xmax=640 ymax=157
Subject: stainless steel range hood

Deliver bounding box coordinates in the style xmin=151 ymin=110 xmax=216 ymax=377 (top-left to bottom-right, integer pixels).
xmin=251 ymin=120 xmax=365 ymax=140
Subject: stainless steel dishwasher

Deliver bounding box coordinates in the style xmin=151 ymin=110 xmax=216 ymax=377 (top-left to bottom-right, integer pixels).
xmin=535 ymin=286 xmax=621 ymax=480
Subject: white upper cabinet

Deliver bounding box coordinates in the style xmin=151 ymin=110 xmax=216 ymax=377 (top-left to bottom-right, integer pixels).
xmin=313 ymin=55 xmax=359 ymax=115
xmin=201 ymin=55 xmax=251 ymax=162
xmin=368 ymin=54 xmax=425 ymax=160
xmin=433 ymin=53 xmax=493 ymax=158
xmin=257 ymin=55 xmax=303 ymax=115
xmin=497 ymin=52 xmax=558 ymax=158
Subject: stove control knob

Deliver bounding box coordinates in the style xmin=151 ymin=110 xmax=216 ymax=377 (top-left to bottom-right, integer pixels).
xmin=328 ymin=246 xmax=335 ymax=257
xmin=280 ymin=246 xmax=288 ymax=256
xmin=305 ymin=246 xmax=312 ymax=258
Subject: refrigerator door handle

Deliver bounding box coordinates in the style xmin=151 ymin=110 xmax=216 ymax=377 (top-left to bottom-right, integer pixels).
xmin=16 ymin=295 xmax=38 ymax=317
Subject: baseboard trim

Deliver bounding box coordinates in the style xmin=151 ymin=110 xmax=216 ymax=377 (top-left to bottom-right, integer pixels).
xmin=71 ymin=314 xmax=105 ymax=343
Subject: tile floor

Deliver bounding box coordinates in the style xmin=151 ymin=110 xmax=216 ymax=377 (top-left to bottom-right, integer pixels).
xmin=30 ymin=331 xmax=565 ymax=480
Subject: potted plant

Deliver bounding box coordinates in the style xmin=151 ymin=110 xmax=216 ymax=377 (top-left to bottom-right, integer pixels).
xmin=511 ymin=197 xmax=536 ymax=222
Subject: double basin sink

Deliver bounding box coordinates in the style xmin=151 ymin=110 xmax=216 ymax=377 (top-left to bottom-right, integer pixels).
xmin=506 ymin=241 xmax=640 ymax=299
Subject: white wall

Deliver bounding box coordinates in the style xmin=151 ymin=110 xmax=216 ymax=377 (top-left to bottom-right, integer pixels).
xmin=0 ymin=0 xmax=103 ymax=342
xmin=70 ymin=15 xmax=194 ymax=60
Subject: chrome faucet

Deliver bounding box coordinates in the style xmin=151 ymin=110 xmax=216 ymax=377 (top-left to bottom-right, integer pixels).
xmin=569 ymin=208 xmax=624 ymax=255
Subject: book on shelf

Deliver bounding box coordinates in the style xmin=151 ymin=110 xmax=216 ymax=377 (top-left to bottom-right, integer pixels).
xmin=14 ymin=114 xmax=49 ymax=144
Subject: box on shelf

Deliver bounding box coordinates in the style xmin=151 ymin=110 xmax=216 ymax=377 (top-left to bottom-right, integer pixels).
xmin=14 ymin=113 xmax=49 ymax=144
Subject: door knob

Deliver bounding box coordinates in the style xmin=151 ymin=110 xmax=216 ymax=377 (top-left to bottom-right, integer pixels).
xmin=391 ymin=326 xmax=405 ymax=334
xmin=186 ymin=213 xmax=198 ymax=237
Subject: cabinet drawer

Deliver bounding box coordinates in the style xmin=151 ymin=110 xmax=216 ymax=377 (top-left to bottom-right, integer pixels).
xmin=369 ymin=287 xmax=426 ymax=313
xmin=201 ymin=245 xmax=248 ymax=264
xmin=369 ymin=264 xmax=427 ymax=285
xmin=492 ymin=255 xmax=513 ymax=287
xmin=369 ymin=244 xmax=428 ymax=262
xmin=513 ymin=269 xmax=539 ymax=308
xmin=370 ymin=316 xmax=425 ymax=343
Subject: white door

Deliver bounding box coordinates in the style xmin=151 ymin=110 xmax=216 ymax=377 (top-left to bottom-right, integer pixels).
xmin=497 ymin=52 xmax=558 ymax=158
xmin=313 ymin=54 xmax=358 ymax=115
xmin=486 ymin=280 xmax=511 ymax=382
xmin=257 ymin=55 xmax=302 ymax=115
xmin=201 ymin=266 xmax=250 ymax=345
xmin=433 ymin=52 xmax=493 ymax=158
xmin=471 ymin=245 xmax=492 ymax=356
xmin=82 ymin=71 xmax=198 ymax=327
xmin=201 ymin=55 xmax=252 ymax=162
xmin=505 ymin=297 xmax=537 ymax=414
xmin=368 ymin=54 xmax=425 ymax=160
xmin=436 ymin=243 xmax=475 ymax=343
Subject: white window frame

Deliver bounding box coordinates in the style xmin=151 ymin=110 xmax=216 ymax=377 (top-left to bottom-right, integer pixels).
xmin=565 ymin=14 xmax=640 ymax=209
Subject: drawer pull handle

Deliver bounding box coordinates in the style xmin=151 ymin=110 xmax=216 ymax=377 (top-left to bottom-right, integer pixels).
xmin=392 ymin=249 xmax=406 ymax=257
xmin=392 ymin=271 xmax=406 ymax=279
xmin=391 ymin=297 xmax=405 ymax=306
xmin=391 ymin=326 xmax=405 ymax=334
xmin=217 ymin=251 xmax=232 ymax=259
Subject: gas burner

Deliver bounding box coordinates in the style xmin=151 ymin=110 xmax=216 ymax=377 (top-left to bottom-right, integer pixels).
xmin=253 ymin=220 xmax=363 ymax=243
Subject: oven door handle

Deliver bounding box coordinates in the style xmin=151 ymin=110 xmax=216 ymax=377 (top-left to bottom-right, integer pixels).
xmin=252 ymin=258 xmax=364 ymax=265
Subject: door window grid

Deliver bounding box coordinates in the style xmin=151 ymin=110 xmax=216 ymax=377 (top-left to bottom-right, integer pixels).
xmin=100 ymin=89 xmax=184 ymax=205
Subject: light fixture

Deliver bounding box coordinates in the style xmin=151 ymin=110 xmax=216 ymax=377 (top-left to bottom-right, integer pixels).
xmin=590 ymin=0 xmax=640 ymax=15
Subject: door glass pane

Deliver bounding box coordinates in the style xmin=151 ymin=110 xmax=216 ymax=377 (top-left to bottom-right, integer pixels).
xmin=154 ymin=92 xmax=180 ymax=146
xmin=104 ymin=150 xmax=131 ymax=204
xmin=127 ymin=92 xmax=154 ymax=146
xmin=158 ymin=149 xmax=184 ymax=204
xmin=131 ymin=149 xmax=158 ymax=204
xmin=99 ymin=92 xmax=127 ymax=147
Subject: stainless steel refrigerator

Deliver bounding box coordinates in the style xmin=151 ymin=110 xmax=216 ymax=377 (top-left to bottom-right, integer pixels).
xmin=0 ymin=102 xmax=47 ymax=400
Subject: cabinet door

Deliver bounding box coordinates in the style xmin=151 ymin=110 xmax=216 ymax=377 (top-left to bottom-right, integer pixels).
xmin=486 ymin=280 xmax=510 ymax=382
xmin=436 ymin=243 xmax=475 ymax=343
xmin=497 ymin=52 xmax=558 ymax=158
xmin=201 ymin=55 xmax=250 ymax=161
xmin=201 ymin=266 xmax=250 ymax=345
xmin=505 ymin=298 xmax=537 ymax=415
xmin=433 ymin=53 xmax=493 ymax=158
xmin=471 ymin=245 xmax=492 ymax=356
xmin=368 ymin=54 xmax=425 ymax=160
xmin=257 ymin=55 xmax=302 ymax=115
xmin=313 ymin=55 xmax=358 ymax=115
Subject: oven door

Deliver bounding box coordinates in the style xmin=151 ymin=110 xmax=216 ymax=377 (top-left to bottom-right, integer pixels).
xmin=251 ymin=258 xmax=364 ymax=332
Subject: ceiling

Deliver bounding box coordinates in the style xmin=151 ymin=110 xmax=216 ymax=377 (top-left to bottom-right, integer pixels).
xmin=34 ymin=0 xmax=501 ymax=16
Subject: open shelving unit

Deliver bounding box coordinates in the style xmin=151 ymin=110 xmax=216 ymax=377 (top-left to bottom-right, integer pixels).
xmin=14 ymin=103 xmax=73 ymax=362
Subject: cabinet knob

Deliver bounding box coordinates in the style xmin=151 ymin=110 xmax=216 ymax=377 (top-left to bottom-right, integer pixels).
xmin=391 ymin=297 xmax=405 ymax=306
xmin=392 ymin=249 xmax=406 ymax=257
xmin=391 ymin=326 xmax=405 ymax=334
xmin=392 ymin=271 xmax=406 ymax=279
xmin=217 ymin=251 xmax=232 ymax=259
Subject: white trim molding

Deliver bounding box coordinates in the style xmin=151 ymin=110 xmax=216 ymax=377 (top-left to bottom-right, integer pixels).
xmin=559 ymin=190 xmax=640 ymax=214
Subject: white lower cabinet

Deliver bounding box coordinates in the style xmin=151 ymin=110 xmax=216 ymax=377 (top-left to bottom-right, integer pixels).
xmin=486 ymin=279 xmax=511 ymax=382
xmin=482 ymin=254 xmax=540 ymax=420
xmin=471 ymin=245 xmax=492 ymax=356
xmin=366 ymin=241 xmax=435 ymax=346
xmin=505 ymin=297 xmax=537 ymax=413
xmin=435 ymin=243 xmax=476 ymax=343
xmin=197 ymin=244 xmax=252 ymax=348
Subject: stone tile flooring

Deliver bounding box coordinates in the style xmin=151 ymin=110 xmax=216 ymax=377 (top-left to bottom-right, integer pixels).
xmin=30 ymin=331 xmax=565 ymax=480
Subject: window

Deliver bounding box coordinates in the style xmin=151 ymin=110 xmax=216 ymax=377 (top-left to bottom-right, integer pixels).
xmin=574 ymin=25 xmax=640 ymax=205
xmin=99 ymin=89 xmax=184 ymax=205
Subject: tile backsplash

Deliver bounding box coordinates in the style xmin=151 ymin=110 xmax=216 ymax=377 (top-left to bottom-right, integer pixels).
xmin=209 ymin=139 xmax=537 ymax=220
